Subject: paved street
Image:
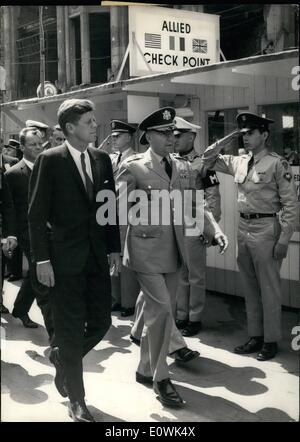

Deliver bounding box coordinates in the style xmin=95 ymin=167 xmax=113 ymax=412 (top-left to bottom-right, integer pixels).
xmin=1 ymin=278 xmax=299 ymax=422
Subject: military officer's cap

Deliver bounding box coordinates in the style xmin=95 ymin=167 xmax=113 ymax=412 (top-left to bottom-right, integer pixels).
xmin=25 ymin=120 xmax=49 ymax=130
xmin=174 ymin=116 xmax=201 ymax=135
xmin=236 ymin=112 xmax=274 ymax=133
xmin=4 ymin=139 xmax=20 ymax=150
xmin=111 ymin=120 xmax=136 ymax=136
xmin=138 ymin=107 xmax=176 ymax=133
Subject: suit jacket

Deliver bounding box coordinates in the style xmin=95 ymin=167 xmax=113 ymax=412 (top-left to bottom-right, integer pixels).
xmin=117 ymin=148 xmax=221 ymax=274
xmin=1 ymin=167 xmax=17 ymax=238
xmin=28 ymin=143 xmax=121 ymax=276
xmin=5 ymin=159 xmax=31 ymax=251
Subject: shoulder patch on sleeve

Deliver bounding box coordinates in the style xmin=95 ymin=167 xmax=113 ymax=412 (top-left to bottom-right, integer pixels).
xmin=283 ymin=172 xmax=292 ymax=181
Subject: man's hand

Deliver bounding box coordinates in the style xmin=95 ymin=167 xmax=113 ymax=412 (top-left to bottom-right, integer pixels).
xmin=108 ymin=253 xmax=122 ymax=276
xmin=36 ymin=261 xmax=55 ymax=287
xmin=273 ymin=242 xmax=288 ymax=260
xmin=214 ymin=232 xmax=229 ymax=255
xmin=2 ymin=237 xmax=18 ymax=258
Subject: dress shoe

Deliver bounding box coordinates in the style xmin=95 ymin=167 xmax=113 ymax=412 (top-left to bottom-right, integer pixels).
xmin=154 ymin=378 xmax=185 ymax=408
xmin=68 ymin=400 xmax=96 ymax=422
xmin=130 ymin=334 xmax=141 ymax=346
xmin=181 ymin=321 xmax=202 ymax=337
xmin=234 ymin=336 xmax=264 ymax=354
xmin=174 ymin=347 xmax=200 ymax=363
xmin=49 ymin=347 xmax=68 ymax=398
xmin=257 ymin=342 xmax=278 ymax=361
xmin=136 ymin=371 xmax=153 ymax=385
xmin=7 ymin=274 xmax=22 ymax=282
xmin=14 ymin=313 xmax=38 ymax=329
xmin=0 ymin=304 xmax=9 ymax=314
xmin=111 ymin=302 xmax=122 ymax=312
xmin=121 ymin=307 xmax=135 ymax=317
xmin=175 ymin=319 xmax=188 ymax=329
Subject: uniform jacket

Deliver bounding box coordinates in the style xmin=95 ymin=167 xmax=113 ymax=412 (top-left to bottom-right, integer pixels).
xmin=110 ymin=147 xmax=137 ymax=178
xmin=180 ymin=149 xmax=221 ymax=223
xmin=28 ymin=143 xmax=121 ymax=275
xmin=116 ymin=147 xmax=221 ymax=274
xmin=111 ymin=147 xmax=139 ymax=252
xmin=197 ymin=145 xmax=298 ymax=244
xmin=2 ymin=154 xmax=18 ymax=171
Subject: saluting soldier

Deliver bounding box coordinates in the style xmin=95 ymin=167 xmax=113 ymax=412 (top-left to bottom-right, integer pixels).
xmin=193 ymin=112 xmax=298 ymax=360
xmin=173 ymin=116 xmax=222 ymax=337
xmin=109 ymin=120 xmax=141 ymax=316
xmin=117 ymin=107 xmax=228 ymax=408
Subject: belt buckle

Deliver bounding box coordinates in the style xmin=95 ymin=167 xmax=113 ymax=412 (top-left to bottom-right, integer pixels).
xmin=244 ymin=213 xmax=250 ymax=220
xmin=255 ymin=214 xmax=260 ymax=219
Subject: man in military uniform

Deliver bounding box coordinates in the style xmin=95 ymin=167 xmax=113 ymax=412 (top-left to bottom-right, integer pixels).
xmin=109 ymin=120 xmax=141 ymax=316
xmin=173 ymin=116 xmax=221 ymax=337
xmin=117 ymin=107 xmax=228 ymax=407
xmin=193 ymin=112 xmax=298 ymax=360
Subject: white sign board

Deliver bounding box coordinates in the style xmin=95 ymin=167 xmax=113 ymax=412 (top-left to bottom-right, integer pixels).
xmin=129 ymin=6 xmax=220 ymax=77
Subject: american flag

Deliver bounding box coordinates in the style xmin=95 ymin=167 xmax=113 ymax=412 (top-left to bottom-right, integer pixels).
xmin=144 ymin=33 xmax=161 ymax=49
xmin=192 ymin=39 xmax=208 ymax=53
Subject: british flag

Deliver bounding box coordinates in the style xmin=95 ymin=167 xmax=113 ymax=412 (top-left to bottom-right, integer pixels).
xmin=192 ymin=39 xmax=208 ymax=53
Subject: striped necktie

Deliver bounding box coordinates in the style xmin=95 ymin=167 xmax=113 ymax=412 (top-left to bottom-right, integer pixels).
xmin=80 ymin=152 xmax=94 ymax=202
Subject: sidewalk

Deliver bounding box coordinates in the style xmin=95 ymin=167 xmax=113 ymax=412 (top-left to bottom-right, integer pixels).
xmin=1 ymin=278 xmax=299 ymax=422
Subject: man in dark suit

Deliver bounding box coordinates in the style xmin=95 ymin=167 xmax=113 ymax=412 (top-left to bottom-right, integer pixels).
xmin=28 ymin=99 xmax=121 ymax=422
xmin=1 ymin=155 xmax=18 ymax=313
xmin=3 ymin=140 xmax=23 ymax=281
xmin=5 ymin=128 xmax=54 ymax=331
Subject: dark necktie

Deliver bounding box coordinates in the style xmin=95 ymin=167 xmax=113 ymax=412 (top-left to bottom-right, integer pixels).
xmin=116 ymin=152 xmax=122 ymax=166
xmin=247 ymin=155 xmax=254 ymax=175
xmin=162 ymin=156 xmax=172 ymax=179
xmin=80 ymin=152 xmax=94 ymax=202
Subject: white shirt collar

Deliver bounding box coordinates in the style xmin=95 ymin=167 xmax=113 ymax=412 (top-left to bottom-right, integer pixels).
xmin=65 ymin=139 xmax=88 ymax=159
xmin=120 ymin=147 xmax=132 ymax=157
xmin=23 ymin=158 xmax=34 ymax=170
xmin=150 ymin=147 xmax=169 ymax=163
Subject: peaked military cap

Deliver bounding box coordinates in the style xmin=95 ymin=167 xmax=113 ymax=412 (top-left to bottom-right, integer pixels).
xmin=174 ymin=116 xmax=201 ymax=135
xmin=138 ymin=107 xmax=176 ymax=133
xmin=25 ymin=120 xmax=49 ymax=130
xmin=111 ymin=120 xmax=136 ymax=135
xmin=236 ymin=112 xmax=274 ymax=133
xmin=4 ymin=139 xmax=21 ymax=150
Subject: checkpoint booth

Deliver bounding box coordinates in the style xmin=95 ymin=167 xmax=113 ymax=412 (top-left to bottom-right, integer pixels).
xmin=1 ymin=48 xmax=299 ymax=308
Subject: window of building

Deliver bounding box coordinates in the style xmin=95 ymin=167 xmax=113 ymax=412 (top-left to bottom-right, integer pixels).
xmin=258 ymin=103 xmax=299 ymax=164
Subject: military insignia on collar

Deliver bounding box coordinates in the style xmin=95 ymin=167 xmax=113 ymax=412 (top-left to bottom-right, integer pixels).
xmin=163 ymin=110 xmax=171 ymax=120
xmin=284 ymin=172 xmax=292 ymax=181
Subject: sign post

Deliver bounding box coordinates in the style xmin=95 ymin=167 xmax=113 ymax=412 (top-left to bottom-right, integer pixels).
xmin=128 ymin=6 xmax=220 ymax=77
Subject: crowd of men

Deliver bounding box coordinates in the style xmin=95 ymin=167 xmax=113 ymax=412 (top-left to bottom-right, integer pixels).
xmin=0 ymin=98 xmax=298 ymax=422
